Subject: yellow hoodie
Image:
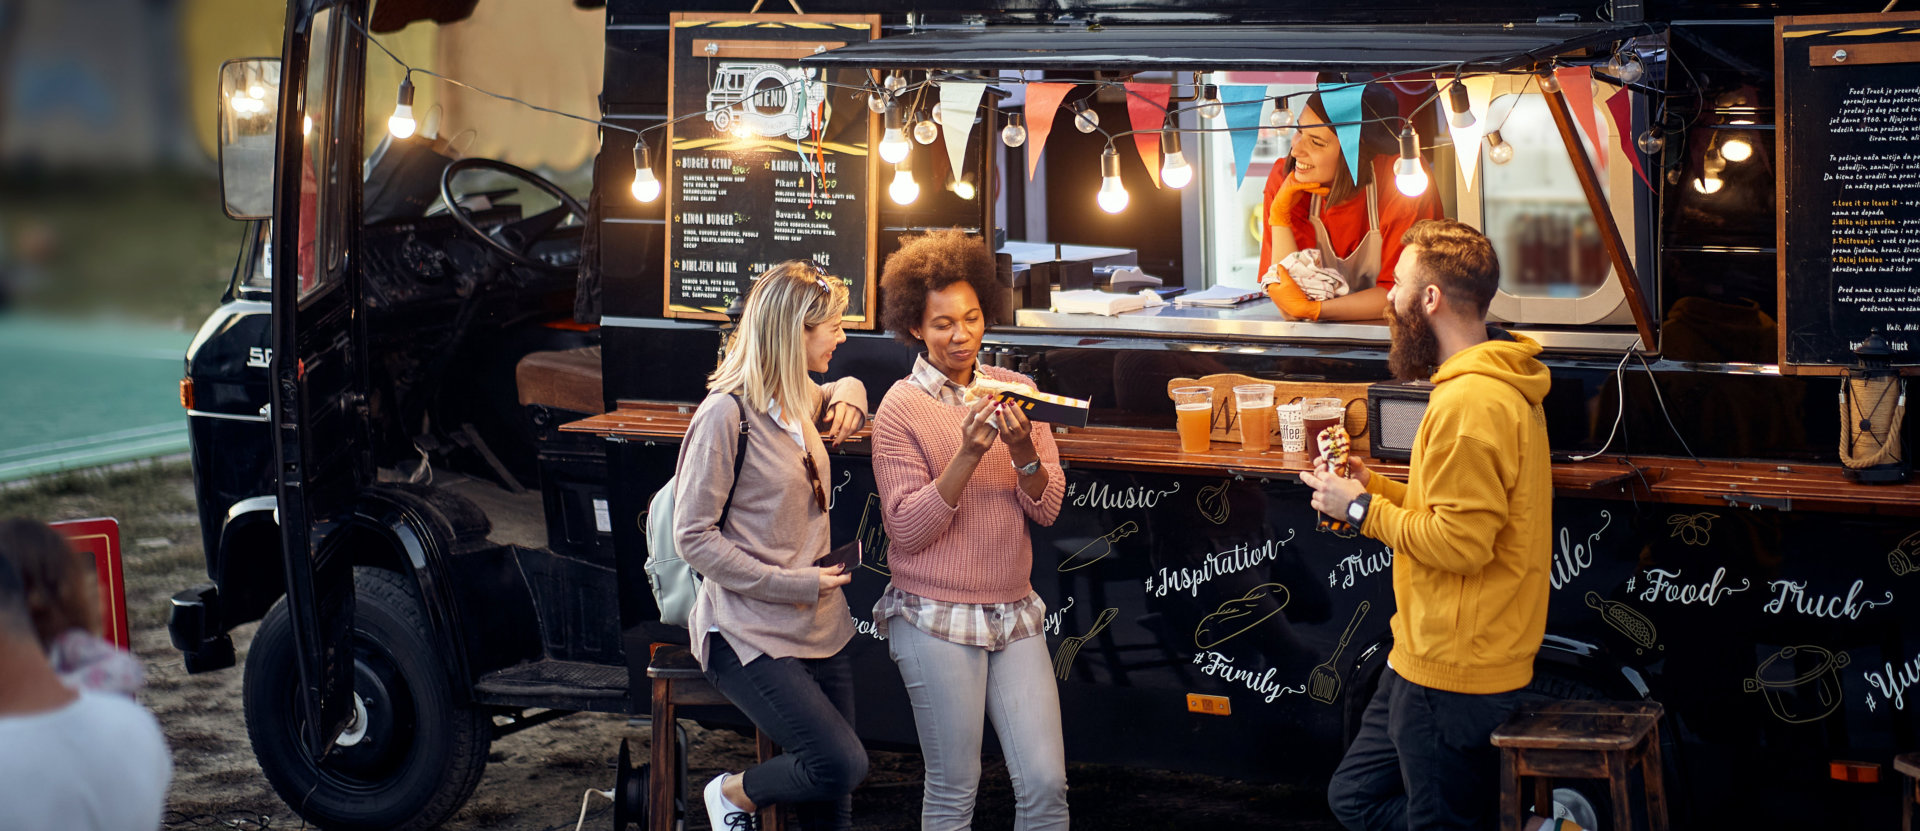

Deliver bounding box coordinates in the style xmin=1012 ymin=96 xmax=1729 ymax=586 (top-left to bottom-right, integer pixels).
xmin=1362 ymin=334 xmax=1553 ymax=694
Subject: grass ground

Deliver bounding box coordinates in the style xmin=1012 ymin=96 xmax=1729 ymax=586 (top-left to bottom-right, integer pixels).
xmin=1 ymin=170 xmax=240 ymax=327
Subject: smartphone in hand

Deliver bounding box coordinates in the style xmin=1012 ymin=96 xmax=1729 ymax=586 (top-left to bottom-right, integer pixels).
xmin=816 ymin=539 xmax=862 ymax=574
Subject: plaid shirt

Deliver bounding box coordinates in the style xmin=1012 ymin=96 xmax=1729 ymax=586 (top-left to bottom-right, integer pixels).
xmin=872 ymin=355 xmax=1048 ymax=651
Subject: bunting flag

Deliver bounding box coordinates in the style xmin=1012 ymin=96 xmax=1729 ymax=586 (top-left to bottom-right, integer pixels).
xmin=1605 ymin=87 xmax=1653 ymax=189
xmin=1318 ymin=82 xmax=1366 ymax=185
xmin=1554 ymin=65 xmax=1602 ymax=170
xmin=938 ymin=82 xmax=987 ymax=188
xmin=1274 ymin=71 xmax=1318 ymax=87
xmin=1220 ymin=84 xmax=1268 ymax=188
xmin=1123 ymin=82 xmax=1172 ymax=188
xmin=1023 ymin=83 xmax=1073 ymax=181
xmin=1443 ymin=76 xmax=1495 ymax=191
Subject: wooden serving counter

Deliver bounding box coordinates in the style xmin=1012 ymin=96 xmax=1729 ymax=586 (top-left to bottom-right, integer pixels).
xmin=565 ymin=401 xmax=1920 ymax=516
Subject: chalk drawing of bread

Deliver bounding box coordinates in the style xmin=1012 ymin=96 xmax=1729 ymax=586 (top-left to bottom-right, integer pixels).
xmin=1195 ymin=583 xmax=1291 ymax=649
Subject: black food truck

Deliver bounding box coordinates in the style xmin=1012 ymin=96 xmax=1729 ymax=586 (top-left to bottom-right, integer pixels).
xmin=172 ymin=0 xmax=1920 ymax=828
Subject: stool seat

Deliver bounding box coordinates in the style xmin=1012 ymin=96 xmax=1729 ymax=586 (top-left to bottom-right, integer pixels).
xmin=1897 ymin=752 xmax=1919 ymax=831
xmin=1492 ymin=700 xmax=1668 ymax=831
xmin=1492 ymin=701 xmax=1663 ymax=751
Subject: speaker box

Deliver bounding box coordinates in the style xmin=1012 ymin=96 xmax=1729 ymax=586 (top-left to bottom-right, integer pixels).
xmin=1366 ymin=381 xmax=1434 ymax=462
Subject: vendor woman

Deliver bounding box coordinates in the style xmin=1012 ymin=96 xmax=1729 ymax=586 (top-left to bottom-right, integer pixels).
xmin=1260 ymin=84 xmax=1445 ymax=322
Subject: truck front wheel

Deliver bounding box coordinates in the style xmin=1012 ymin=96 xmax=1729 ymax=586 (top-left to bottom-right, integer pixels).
xmin=244 ymin=567 xmax=491 ymax=831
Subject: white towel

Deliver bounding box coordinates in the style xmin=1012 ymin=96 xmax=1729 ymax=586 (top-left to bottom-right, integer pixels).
xmin=1260 ymin=249 xmax=1350 ymax=301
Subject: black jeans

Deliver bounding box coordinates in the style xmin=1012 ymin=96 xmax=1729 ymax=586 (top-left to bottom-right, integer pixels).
xmin=1327 ymin=667 xmax=1532 ymax=831
xmin=704 ymin=634 xmax=868 ymax=831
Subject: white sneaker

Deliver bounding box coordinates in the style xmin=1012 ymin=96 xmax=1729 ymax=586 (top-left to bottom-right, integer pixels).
xmin=703 ymin=773 xmax=757 ymax=830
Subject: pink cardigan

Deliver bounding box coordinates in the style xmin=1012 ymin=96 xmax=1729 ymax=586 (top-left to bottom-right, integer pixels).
xmin=871 ymin=367 xmax=1065 ymax=604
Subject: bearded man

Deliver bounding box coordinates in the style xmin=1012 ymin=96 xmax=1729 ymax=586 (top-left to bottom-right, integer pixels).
xmin=1301 ymin=218 xmax=1558 ymax=831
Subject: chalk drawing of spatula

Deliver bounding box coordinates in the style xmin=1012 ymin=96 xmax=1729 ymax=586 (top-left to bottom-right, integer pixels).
xmin=1054 ymin=607 xmax=1119 ymax=680
xmin=1308 ymin=600 xmax=1370 ymax=704
xmin=1059 ymin=522 xmax=1139 ymax=572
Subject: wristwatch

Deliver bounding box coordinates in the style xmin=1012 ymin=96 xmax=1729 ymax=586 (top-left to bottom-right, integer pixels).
xmin=1345 ymin=493 xmax=1373 ymax=528
xmin=1012 ymin=458 xmax=1042 ymax=476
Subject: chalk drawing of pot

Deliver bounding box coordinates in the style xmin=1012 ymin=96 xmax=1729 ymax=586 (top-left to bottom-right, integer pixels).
xmin=1744 ymin=645 xmax=1851 ymax=724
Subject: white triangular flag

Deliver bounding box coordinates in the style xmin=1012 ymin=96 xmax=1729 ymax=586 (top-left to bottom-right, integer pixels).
xmin=1445 ymin=77 xmax=1495 ymax=191
xmin=939 ymin=83 xmax=988 ymax=187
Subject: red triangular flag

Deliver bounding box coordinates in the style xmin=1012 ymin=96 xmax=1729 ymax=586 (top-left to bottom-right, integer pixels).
xmin=1123 ymin=82 xmax=1172 ymax=188
xmin=1554 ymin=65 xmax=1602 ymax=167
xmin=1024 ymin=83 xmax=1073 ymax=182
xmin=1606 ymin=87 xmax=1652 ymax=189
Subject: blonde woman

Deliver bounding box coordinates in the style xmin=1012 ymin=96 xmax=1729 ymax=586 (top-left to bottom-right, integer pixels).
xmin=673 ymin=261 xmax=869 ymax=830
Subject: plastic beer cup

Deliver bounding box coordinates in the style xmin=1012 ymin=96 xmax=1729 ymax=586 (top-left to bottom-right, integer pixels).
xmin=1233 ymin=384 xmax=1275 ymax=452
xmin=1172 ymin=386 xmax=1213 ymax=453
xmin=1302 ymin=397 xmax=1344 ymax=460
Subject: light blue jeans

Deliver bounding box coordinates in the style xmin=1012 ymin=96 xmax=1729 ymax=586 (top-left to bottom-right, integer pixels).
xmin=888 ymin=620 xmax=1070 ymax=831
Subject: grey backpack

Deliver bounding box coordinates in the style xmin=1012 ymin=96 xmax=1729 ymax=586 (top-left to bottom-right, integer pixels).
xmin=644 ymin=394 xmax=748 ymax=627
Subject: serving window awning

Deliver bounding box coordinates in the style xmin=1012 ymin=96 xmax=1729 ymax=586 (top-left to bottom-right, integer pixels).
xmin=800 ymin=22 xmax=1647 ymax=74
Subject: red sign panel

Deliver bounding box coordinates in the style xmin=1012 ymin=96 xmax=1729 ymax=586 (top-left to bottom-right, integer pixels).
xmin=51 ymin=518 xmax=129 ymax=650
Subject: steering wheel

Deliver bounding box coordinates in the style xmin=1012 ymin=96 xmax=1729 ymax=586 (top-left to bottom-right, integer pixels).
xmin=438 ymin=157 xmax=587 ymax=274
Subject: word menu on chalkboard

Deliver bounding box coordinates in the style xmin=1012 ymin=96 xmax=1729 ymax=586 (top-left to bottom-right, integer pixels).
xmin=664 ymin=13 xmax=880 ymax=326
xmin=1777 ymin=13 xmax=1920 ymax=372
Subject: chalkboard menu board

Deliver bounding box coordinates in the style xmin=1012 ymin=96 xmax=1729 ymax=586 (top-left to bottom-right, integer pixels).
xmin=1777 ymin=13 xmax=1920 ymax=372
xmin=664 ymin=13 xmax=880 ymax=326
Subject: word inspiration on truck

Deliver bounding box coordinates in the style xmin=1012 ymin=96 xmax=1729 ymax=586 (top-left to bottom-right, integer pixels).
xmin=1145 ymin=531 xmax=1296 ymax=598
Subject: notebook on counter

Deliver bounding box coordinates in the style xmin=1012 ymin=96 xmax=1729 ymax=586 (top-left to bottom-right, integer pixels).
xmin=1172 ymin=284 xmax=1267 ymax=307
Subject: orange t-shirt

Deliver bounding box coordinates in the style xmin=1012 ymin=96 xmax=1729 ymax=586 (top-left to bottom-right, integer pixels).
xmin=1261 ymin=154 xmax=1445 ymax=291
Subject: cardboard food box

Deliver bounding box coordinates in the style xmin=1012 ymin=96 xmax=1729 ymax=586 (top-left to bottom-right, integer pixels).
xmin=992 ymin=388 xmax=1091 ymax=428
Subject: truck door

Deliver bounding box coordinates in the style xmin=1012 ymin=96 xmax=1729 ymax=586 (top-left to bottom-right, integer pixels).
xmin=270 ymin=4 xmax=370 ymax=759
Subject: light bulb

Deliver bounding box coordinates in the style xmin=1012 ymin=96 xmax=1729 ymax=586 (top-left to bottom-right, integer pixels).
xmin=1002 ymin=113 xmax=1026 ymax=148
xmin=867 ymin=91 xmax=888 ymax=114
xmin=1692 ymin=175 xmax=1724 ymax=194
xmin=884 ymin=72 xmax=906 ymax=94
xmin=1159 ymin=128 xmax=1191 ymax=189
xmin=1539 ymin=72 xmax=1561 ymax=93
xmin=1636 ymin=128 xmax=1666 ymax=155
xmin=388 ymin=76 xmax=416 ymax=139
xmin=1097 ymin=146 xmax=1128 ymax=213
xmin=889 ymin=157 xmax=919 ymax=204
xmin=1073 ymin=102 xmax=1099 ymax=133
xmin=631 ymin=142 xmax=660 ymax=202
xmin=302 ymin=115 xmax=313 ymax=136
xmin=951 ymin=177 xmax=976 ymax=200
xmin=1394 ymin=127 xmax=1428 ymax=197
xmin=930 ymin=107 xmax=944 ymax=126
xmin=913 ymin=115 xmax=938 ymax=145
xmin=1447 ymin=84 xmax=1476 ymax=129
xmin=1606 ymin=50 xmax=1645 ymax=85
xmin=1268 ymin=103 xmax=1294 ymax=129
xmin=1485 ymin=130 xmax=1514 ymax=165
xmin=1721 ymin=137 xmax=1753 ymax=163
xmin=1197 ymin=83 xmax=1223 ymax=122
xmin=248 ymin=84 xmax=266 ymax=100
xmin=878 ymin=106 xmax=910 ymax=164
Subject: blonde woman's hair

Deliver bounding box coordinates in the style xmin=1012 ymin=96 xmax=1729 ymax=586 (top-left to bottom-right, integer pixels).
xmin=709 ymin=261 xmax=849 ymax=419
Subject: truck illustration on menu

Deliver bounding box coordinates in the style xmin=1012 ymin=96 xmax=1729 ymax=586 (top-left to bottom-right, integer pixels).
xmin=705 ymin=62 xmax=822 ymax=140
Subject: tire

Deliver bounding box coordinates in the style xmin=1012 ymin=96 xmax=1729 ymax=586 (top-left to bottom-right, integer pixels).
xmin=244 ymin=567 xmax=491 ymax=830
xmin=712 ymin=108 xmax=733 ymax=134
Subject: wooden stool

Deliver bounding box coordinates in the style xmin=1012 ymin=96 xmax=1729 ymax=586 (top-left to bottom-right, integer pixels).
xmin=648 ymin=644 xmax=783 ymax=831
xmin=1896 ymin=752 xmax=1920 ymax=831
xmin=1490 ymin=700 xmax=1669 ymax=831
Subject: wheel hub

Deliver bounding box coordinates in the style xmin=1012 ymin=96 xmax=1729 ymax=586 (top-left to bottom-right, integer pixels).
xmin=335 ymin=692 xmax=371 ymax=747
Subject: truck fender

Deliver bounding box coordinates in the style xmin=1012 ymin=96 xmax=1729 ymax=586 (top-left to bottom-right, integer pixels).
xmin=327 ymin=484 xmax=495 ymax=704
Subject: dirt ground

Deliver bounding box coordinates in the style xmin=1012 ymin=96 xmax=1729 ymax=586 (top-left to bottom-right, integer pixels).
xmin=2 ymin=460 xmax=1341 ymax=831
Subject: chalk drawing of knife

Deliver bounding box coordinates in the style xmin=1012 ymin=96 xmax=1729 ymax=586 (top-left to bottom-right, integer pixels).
xmin=1058 ymin=521 xmax=1139 ymax=572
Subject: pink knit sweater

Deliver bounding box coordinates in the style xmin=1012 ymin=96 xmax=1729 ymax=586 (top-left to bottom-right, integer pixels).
xmin=871 ymin=367 xmax=1066 ymax=603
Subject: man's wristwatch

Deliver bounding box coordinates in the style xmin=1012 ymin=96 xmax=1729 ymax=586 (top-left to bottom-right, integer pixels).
xmin=1345 ymin=493 xmax=1373 ymax=528
xmin=1012 ymin=458 xmax=1042 ymax=476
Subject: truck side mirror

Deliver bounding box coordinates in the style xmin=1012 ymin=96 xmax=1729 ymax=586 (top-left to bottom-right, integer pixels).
xmin=218 ymin=58 xmax=281 ymax=220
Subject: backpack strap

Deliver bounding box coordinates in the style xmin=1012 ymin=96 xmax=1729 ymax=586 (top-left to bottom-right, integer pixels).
xmin=715 ymin=393 xmax=750 ymax=530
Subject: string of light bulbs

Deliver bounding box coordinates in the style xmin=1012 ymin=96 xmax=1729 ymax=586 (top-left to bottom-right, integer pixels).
xmin=347 ymin=14 xmax=1677 ymax=213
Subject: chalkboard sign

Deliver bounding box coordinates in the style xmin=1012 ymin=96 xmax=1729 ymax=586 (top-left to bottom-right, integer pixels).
xmin=665 ymin=13 xmax=880 ymax=326
xmin=1776 ymin=13 xmax=1920 ymax=373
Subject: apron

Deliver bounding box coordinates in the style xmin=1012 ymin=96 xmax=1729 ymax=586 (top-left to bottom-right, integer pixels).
xmin=1308 ymin=183 xmax=1384 ymax=293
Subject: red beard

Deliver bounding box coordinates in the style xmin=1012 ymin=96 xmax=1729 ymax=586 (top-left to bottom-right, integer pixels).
xmin=1384 ymin=297 xmax=1440 ymax=382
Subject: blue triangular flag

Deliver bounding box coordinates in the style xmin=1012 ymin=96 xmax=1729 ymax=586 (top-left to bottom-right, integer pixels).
xmin=1319 ymin=82 xmax=1366 ymax=184
xmin=1220 ymin=85 xmax=1269 ymax=188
